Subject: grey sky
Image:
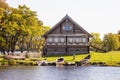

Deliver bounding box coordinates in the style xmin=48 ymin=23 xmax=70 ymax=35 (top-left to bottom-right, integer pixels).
xmin=6 ymin=0 xmax=120 ymax=38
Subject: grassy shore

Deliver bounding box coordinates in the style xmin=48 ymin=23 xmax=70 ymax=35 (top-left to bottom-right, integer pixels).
xmin=43 ymin=51 xmax=120 ymax=61
xmin=89 ymin=51 xmax=120 ymax=66
xmin=0 ymin=51 xmax=120 ymax=66
xmin=43 ymin=54 xmax=88 ymax=63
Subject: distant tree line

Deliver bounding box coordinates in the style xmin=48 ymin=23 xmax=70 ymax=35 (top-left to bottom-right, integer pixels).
xmin=90 ymin=31 xmax=120 ymax=52
xmin=0 ymin=0 xmax=50 ymax=54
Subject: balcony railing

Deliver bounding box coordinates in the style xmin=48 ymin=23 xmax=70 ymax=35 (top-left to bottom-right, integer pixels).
xmin=67 ymin=42 xmax=90 ymax=46
xmin=46 ymin=42 xmax=90 ymax=46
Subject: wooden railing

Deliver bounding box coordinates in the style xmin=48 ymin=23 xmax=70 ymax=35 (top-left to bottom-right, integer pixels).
xmin=47 ymin=42 xmax=90 ymax=46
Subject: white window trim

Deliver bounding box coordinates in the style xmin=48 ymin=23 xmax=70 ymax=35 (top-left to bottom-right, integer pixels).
xmin=83 ymin=38 xmax=87 ymax=42
xmin=47 ymin=38 xmax=53 ymax=43
xmin=60 ymin=38 xmax=65 ymax=43
xmin=54 ymin=37 xmax=59 ymax=43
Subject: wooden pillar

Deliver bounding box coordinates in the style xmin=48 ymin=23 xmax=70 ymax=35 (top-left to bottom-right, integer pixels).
xmin=88 ymin=46 xmax=90 ymax=53
xmin=88 ymin=38 xmax=90 ymax=53
xmin=45 ymin=37 xmax=48 ymax=55
xmin=65 ymin=35 xmax=68 ymax=54
xmin=60 ymin=24 xmax=62 ymax=34
xmin=73 ymin=24 xmax=75 ymax=34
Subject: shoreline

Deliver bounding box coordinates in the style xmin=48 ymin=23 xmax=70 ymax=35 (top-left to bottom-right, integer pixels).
xmin=0 ymin=60 xmax=120 ymax=67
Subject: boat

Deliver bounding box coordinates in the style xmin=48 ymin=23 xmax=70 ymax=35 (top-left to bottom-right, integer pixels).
xmin=56 ymin=57 xmax=64 ymax=66
xmin=75 ymin=55 xmax=90 ymax=66
xmin=36 ymin=59 xmax=48 ymax=66
xmin=80 ymin=55 xmax=90 ymax=66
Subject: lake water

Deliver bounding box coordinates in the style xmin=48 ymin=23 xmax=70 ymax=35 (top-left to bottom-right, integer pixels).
xmin=0 ymin=66 xmax=120 ymax=80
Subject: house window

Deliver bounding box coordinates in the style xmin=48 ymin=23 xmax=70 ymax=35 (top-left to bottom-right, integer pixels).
xmin=76 ymin=38 xmax=80 ymax=43
xmin=83 ymin=38 xmax=87 ymax=42
xmin=63 ymin=25 xmax=72 ymax=31
xmin=75 ymin=38 xmax=82 ymax=43
xmin=54 ymin=38 xmax=59 ymax=43
xmin=60 ymin=38 xmax=65 ymax=43
xmin=69 ymin=38 xmax=73 ymax=43
xmin=68 ymin=38 xmax=75 ymax=43
xmin=47 ymin=38 xmax=53 ymax=42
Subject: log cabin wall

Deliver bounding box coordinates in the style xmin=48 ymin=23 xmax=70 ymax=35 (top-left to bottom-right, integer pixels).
xmin=42 ymin=15 xmax=92 ymax=55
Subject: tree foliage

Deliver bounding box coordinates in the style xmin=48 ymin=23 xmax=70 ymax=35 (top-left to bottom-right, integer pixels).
xmin=90 ymin=32 xmax=101 ymax=43
xmin=0 ymin=1 xmax=50 ymax=54
xmin=0 ymin=0 xmax=10 ymax=9
xmin=117 ymin=30 xmax=120 ymax=50
xmin=0 ymin=0 xmax=11 ymax=54
xmin=90 ymin=33 xmax=103 ymax=52
xmin=90 ymin=32 xmax=120 ymax=52
xmin=103 ymin=33 xmax=120 ymax=51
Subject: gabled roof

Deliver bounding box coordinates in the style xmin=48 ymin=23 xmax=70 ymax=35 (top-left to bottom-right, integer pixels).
xmin=43 ymin=14 xmax=92 ymax=37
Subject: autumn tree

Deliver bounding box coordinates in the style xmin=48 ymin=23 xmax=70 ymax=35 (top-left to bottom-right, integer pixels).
xmin=90 ymin=32 xmax=101 ymax=43
xmin=7 ymin=5 xmax=45 ymax=53
xmin=15 ymin=6 xmax=50 ymax=53
xmin=0 ymin=1 xmax=50 ymax=54
xmin=118 ymin=30 xmax=120 ymax=42
xmin=0 ymin=0 xmax=11 ymax=54
xmin=90 ymin=32 xmax=103 ymax=51
xmin=0 ymin=0 xmax=10 ymax=10
xmin=28 ymin=26 xmax=50 ymax=52
xmin=103 ymin=33 xmax=120 ymax=51
xmin=117 ymin=30 xmax=120 ymax=50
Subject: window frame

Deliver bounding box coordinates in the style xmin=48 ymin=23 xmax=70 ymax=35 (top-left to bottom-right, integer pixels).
xmin=63 ymin=25 xmax=72 ymax=31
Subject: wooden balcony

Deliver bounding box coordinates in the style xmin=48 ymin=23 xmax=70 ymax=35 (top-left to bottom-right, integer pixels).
xmin=47 ymin=42 xmax=66 ymax=45
xmin=46 ymin=42 xmax=90 ymax=46
xmin=67 ymin=42 xmax=89 ymax=46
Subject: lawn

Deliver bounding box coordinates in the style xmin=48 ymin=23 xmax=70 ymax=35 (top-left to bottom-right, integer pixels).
xmin=0 ymin=51 xmax=120 ymax=66
xmin=43 ymin=51 xmax=120 ymax=63
xmin=89 ymin=51 xmax=120 ymax=65
xmin=44 ymin=54 xmax=89 ymax=63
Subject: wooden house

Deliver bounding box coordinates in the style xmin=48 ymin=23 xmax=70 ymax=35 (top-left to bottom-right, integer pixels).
xmin=42 ymin=15 xmax=92 ymax=55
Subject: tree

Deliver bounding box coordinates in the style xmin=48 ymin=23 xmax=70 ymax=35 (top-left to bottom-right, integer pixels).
xmin=0 ymin=0 xmax=10 ymax=10
xmin=0 ymin=2 xmax=50 ymax=54
xmin=90 ymin=32 xmax=103 ymax=52
xmin=0 ymin=37 xmax=6 ymax=54
xmin=103 ymin=33 xmax=120 ymax=51
xmin=7 ymin=5 xmax=42 ymax=53
xmin=0 ymin=4 xmax=45 ymax=53
xmin=118 ymin=30 xmax=120 ymax=41
xmin=0 ymin=0 xmax=11 ymax=54
xmin=117 ymin=30 xmax=120 ymax=50
xmin=28 ymin=26 xmax=50 ymax=52
xmin=90 ymin=32 xmax=101 ymax=43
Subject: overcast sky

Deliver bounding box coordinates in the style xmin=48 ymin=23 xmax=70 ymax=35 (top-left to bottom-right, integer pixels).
xmin=6 ymin=0 xmax=120 ymax=38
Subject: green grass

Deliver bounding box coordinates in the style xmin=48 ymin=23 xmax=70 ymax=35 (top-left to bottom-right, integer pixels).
xmin=90 ymin=51 xmax=120 ymax=62
xmin=89 ymin=51 xmax=120 ymax=66
xmin=0 ymin=51 xmax=120 ymax=66
xmin=41 ymin=51 xmax=120 ymax=66
xmin=43 ymin=54 xmax=89 ymax=63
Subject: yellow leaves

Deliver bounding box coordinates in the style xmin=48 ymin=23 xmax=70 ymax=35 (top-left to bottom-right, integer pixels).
xmin=0 ymin=0 xmax=10 ymax=10
xmin=11 ymin=13 xmax=22 ymax=20
xmin=21 ymin=25 xmax=25 ymax=31
xmin=13 ymin=22 xmax=18 ymax=27
xmin=0 ymin=4 xmax=51 ymax=52
xmin=0 ymin=15 xmax=2 ymax=19
xmin=25 ymin=28 xmax=32 ymax=36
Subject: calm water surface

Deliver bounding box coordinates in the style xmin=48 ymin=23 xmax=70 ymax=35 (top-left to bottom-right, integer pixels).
xmin=0 ymin=66 xmax=120 ymax=80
